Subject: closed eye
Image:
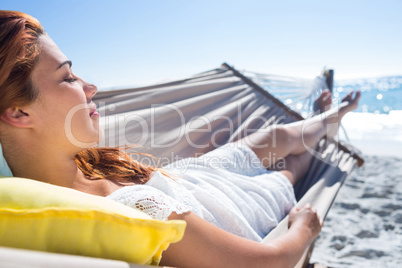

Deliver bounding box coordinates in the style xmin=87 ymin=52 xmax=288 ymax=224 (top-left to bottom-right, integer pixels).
xmin=64 ymin=78 xmax=77 ymax=83
xmin=64 ymin=73 xmax=78 ymax=83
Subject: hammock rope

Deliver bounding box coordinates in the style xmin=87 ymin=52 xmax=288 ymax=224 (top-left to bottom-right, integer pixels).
xmin=242 ymin=68 xmax=357 ymax=149
xmin=243 ymin=69 xmax=330 ymax=117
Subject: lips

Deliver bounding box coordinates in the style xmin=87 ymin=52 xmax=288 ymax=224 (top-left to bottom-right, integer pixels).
xmin=89 ymin=104 xmax=99 ymax=117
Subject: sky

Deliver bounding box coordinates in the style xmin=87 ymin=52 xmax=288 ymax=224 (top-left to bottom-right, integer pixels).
xmin=2 ymin=0 xmax=402 ymax=89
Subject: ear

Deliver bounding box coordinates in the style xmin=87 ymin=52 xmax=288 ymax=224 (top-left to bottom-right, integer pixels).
xmin=0 ymin=107 xmax=33 ymax=128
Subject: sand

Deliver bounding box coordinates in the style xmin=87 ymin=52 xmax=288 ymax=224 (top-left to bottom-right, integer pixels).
xmin=310 ymin=154 xmax=402 ymax=267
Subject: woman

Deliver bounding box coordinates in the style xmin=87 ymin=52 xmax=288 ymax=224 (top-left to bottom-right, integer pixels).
xmin=0 ymin=11 xmax=360 ymax=267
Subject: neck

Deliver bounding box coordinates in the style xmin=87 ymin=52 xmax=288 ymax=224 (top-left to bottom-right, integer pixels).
xmin=6 ymin=142 xmax=82 ymax=188
xmin=2 ymin=131 xmax=117 ymax=196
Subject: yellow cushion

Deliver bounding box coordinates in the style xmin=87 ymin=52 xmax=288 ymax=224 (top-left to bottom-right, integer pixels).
xmin=0 ymin=177 xmax=186 ymax=265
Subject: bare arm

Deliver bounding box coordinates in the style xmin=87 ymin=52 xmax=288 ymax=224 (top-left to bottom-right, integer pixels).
xmin=160 ymin=204 xmax=322 ymax=268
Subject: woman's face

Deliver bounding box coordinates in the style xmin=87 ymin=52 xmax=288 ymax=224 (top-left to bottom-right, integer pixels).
xmin=29 ymin=35 xmax=102 ymax=153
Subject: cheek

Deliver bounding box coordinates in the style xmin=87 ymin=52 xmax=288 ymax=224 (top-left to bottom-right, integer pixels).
xmin=46 ymin=102 xmax=80 ymax=129
xmin=66 ymin=107 xmax=90 ymax=133
xmin=54 ymin=92 xmax=88 ymax=127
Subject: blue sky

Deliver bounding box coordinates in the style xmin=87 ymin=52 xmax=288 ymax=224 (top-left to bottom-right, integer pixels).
xmin=2 ymin=0 xmax=402 ymax=89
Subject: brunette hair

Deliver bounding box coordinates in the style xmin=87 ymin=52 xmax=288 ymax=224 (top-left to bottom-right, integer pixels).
xmin=0 ymin=10 xmax=155 ymax=184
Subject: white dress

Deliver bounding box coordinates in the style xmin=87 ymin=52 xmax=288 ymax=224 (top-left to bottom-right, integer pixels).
xmin=107 ymin=143 xmax=296 ymax=241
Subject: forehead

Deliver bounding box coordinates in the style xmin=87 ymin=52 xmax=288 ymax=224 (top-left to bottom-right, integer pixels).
xmin=36 ymin=35 xmax=69 ymax=71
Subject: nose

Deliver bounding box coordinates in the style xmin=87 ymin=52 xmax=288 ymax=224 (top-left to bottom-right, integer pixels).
xmin=83 ymin=81 xmax=98 ymax=101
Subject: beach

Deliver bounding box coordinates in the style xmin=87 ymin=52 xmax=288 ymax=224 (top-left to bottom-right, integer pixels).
xmin=310 ymin=111 xmax=402 ymax=267
xmin=250 ymin=74 xmax=402 ymax=267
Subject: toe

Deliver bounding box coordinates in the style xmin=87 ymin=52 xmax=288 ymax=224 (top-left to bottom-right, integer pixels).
xmin=341 ymin=91 xmax=361 ymax=112
xmin=341 ymin=91 xmax=354 ymax=102
xmin=354 ymin=91 xmax=361 ymax=102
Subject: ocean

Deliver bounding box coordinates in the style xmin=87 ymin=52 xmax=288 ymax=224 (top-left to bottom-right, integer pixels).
xmin=333 ymin=76 xmax=402 ymax=158
xmin=259 ymin=73 xmax=402 ymax=157
xmin=335 ymin=76 xmax=402 ymax=114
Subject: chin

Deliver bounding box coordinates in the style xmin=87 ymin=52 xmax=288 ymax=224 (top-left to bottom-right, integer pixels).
xmin=66 ymin=127 xmax=104 ymax=150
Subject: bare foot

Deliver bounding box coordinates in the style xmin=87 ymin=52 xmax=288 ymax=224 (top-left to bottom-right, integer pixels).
xmin=313 ymin=90 xmax=332 ymax=113
xmin=325 ymin=91 xmax=361 ymax=137
xmin=340 ymin=91 xmax=361 ymax=113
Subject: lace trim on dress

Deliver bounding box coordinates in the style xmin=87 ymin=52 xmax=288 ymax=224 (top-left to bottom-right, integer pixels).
xmin=106 ymin=185 xmax=191 ymax=221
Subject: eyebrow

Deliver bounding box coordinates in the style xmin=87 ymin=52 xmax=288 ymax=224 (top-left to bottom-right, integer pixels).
xmin=57 ymin=60 xmax=72 ymax=70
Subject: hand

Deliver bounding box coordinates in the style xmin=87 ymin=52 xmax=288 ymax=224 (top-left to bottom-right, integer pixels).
xmin=288 ymin=203 xmax=323 ymax=240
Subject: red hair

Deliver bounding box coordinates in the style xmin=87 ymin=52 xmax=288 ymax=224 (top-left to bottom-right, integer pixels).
xmin=0 ymin=10 xmax=43 ymax=115
xmin=75 ymin=147 xmax=158 ymax=184
xmin=0 ymin=11 xmax=154 ymax=184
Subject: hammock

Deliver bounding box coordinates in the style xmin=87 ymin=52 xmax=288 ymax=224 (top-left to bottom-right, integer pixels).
xmin=93 ymin=63 xmax=364 ymax=267
xmin=0 ymin=63 xmax=364 ymax=267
